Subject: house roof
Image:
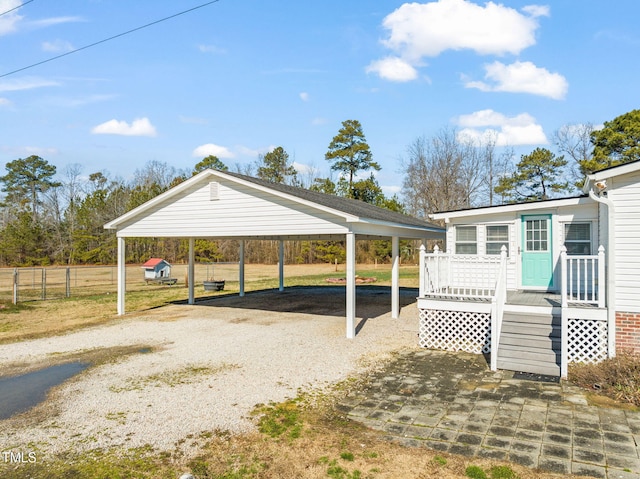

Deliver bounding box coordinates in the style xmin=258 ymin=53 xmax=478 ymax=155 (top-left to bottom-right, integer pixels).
xmin=141 ymin=258 xmax=169 ymax=268
xmin=105 ymin=169 xmax=444 ymax=238
xmin=585 ymin=158 xmax=640 ymax=184
xmin=430 ymin=195 xmax=591 ymax=221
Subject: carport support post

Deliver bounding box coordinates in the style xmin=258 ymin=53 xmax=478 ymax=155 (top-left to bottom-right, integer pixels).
xmin=239 ymin=240 xmax=245 ymax=297
xmin=391 ymin=236 xmax=399 ymax=319
xmin=117 ymin=236 xmax=126 ymax=315
xmin=346 ymin=232 xmax=356 ymax=339
xmin=188 ymin=238 xmax=195 ymax=305
xmin=278 ymin=240 xmax=284 ymax=292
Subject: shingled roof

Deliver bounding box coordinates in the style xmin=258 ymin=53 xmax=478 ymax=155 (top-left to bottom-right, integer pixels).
xmin=221 ymin=170 xmax=440 ymax=230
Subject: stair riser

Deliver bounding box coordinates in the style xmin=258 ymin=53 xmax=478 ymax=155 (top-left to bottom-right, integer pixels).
xmin=501 ymin=323 xmax=559 ymax=337
xmin=497 ymin=360 xmax=560 ymax=376
xmin=499 ymin=336 xmax=560 ymax=350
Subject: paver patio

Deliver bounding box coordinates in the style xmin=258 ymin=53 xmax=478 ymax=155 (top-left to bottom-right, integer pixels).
xmin=337 ymin=349 xmax=640 ymax=479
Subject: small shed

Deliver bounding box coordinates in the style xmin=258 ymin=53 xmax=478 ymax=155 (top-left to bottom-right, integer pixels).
xmin=141 ymin=258 xmax=171 ymax=280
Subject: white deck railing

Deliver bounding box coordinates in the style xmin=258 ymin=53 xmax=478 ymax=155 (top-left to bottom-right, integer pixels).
xmin=490 ymin=246 xmax=508 ymax=371
xmin=560 ymin=245 xmax=605 ymax=307
xmin=419 ymin=245 xmax=503 ymax=299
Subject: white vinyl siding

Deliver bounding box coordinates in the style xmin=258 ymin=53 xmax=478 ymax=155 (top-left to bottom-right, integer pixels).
xmin=485 ymin=225 xmax=509 ymax=255
xmin=607 ymin=170 xmax=640 ymax=312
xmin=117 ymin=180 xmax=348 ymax=238
xmin=455 ymin=226 xmax=477 ymax=254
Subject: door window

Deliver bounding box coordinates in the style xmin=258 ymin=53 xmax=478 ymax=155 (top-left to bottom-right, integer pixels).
xmin=525 ymin=219 xmax=548 ymax=252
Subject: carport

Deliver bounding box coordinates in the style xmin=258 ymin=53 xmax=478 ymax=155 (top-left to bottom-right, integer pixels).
xmin=104 ymin=169 xmax=444 ymax=338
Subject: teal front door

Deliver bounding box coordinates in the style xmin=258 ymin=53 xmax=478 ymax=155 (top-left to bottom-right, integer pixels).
xmin=521 ymin=215 xmax=553 ymax=288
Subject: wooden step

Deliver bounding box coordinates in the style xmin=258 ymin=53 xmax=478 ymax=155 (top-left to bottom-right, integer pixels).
xmin=502 ymin=312 xmax=559 ymax=326
xmin=496 ymin=311 xmax=560 ymax=376
xmin=500 ymin=322 xmax=559 ymax=338
xmin=499 ymin=332 xmax=560 ymax=350
xmin=497 ymin=357 xmax=560 ymax=376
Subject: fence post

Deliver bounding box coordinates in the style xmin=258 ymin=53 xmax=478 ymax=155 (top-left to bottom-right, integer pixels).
xmin=12 ymin=268 xmax=18 ymax=305
xmin=66 ymin=267 xmax=71 ymax=298
xmin=597 ymin=245 xmax=605 ymax=308
xmin=42 ymin=268 xmax=46 ymax=300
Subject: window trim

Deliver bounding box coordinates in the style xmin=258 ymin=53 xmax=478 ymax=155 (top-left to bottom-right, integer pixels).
xmin=485 ymin=224 xmax=509 ymax=256
xmin=564 ymin=222 xmax=592 ymax=255
xmin=455 ymin=225 xmax=477 ymax=255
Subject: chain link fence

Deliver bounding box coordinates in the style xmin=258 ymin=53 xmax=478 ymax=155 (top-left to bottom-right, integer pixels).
xmin=0 ymin=262 xmax=240 ymax=304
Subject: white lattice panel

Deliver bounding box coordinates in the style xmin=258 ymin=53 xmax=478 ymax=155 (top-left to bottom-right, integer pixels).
xmin=568 ymin=317 xmax=608 ymax=364
xmin=419 ymin=308 xmax=491 ymax=354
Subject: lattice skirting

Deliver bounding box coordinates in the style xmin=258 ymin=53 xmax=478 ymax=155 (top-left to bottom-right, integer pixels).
xmin=568 ymin=317 xmax=608 ymax=364
xmin=419 ymin=308 xmax=491 ymax=354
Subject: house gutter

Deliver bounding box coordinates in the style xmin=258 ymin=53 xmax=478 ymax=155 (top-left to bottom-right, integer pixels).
xmin=588 ymin=188 xmax=616 ymax=357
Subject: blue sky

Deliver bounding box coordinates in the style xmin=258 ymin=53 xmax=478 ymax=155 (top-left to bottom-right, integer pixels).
xmin=1 ymin=0 xmax=639 ymax=196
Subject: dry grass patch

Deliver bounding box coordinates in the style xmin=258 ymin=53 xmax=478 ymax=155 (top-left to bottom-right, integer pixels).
xmin=569 ymin=349 xmax=640 ymax=408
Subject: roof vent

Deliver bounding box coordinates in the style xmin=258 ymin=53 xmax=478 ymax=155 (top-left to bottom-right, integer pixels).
xmin=209 ymin=181 xmax=220 ymax=200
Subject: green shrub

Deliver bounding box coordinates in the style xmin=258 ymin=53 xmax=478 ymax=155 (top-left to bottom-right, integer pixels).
xmin=466 ymin=465 xmax=488 ymax=479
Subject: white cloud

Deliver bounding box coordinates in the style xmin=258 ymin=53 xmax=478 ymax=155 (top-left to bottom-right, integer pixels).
xmin=299 ymin=92 xmax=309 ymax=101
xmin=365 ymin=56 xmax=418 ymax=82
xmin=0 ymin=0 xmax=22 ymax=36
xmin=456 ymin=109 xmax=548 ymax=146
xmin=384 ymin=0 xmax=543 ymax=58
xmin=368 ymin=0 xmax=548 ymax=81
xmin=21 ymin=146 xmax=59 ymax=156
xmin=91 ymin=117 xmax=157 ymax=137
xmin=521 ymin=5 xmax=550 ymax=17
xmin=192 ymin=143 xmax=235 ymax=159
xmin=292 ymin=162 xmax=317 ymax=176
xmin=197 ymin=44 xmax=226 ymax=54
xmin=0 ymin=76 xmax=59 ymax=92
xmin=29 ymin=16 xmax=84 ymax=28
xmin=0 ymin=97 xmax=11 ymax=106
xmin=311 ymin=117 xmax=327 ymax=126
xmin=465 ymin=61 xmax=568 ymax=99
xmin=42 ymin=39 xmax=74 ymax=53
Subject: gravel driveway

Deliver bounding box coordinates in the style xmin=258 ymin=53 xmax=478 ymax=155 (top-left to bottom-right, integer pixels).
xmin=0 ymin=287 xmax=419 ymax=456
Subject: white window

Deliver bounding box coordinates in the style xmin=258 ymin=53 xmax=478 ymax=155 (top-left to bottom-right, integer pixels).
xmin=455 ymin=226 xmax=477 ymax=254
xmin=564 ymin=223 xmax=591 ymax=255
xmin=485 ymin=225 xmax=509 ymax=255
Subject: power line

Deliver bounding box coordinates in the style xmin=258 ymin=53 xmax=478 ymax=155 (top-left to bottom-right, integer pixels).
xmin=0 ymin=0 xmax=34 ymax=18
xmin=0 ymin=0 xmax=221 ymax=79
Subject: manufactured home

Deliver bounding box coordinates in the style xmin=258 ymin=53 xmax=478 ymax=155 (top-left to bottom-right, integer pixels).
xmin=418 ymin=159 xmax=640 ymax=378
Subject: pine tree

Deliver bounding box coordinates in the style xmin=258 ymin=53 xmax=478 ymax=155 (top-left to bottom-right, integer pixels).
xmin=494 ymin=148 xmax=569 ymax=203
xmin=325 ymin=120 xmax=379 ymax=198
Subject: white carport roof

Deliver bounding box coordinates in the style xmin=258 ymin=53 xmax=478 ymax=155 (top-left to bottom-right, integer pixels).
xmin=105 ymin=169 xmax=444 ymax=338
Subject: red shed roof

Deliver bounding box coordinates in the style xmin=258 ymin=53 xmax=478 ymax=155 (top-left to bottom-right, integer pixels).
xmin=142 ymin=258 xmax=168 ymax=268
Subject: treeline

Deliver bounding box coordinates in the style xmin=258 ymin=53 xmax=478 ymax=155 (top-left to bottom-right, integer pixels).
xmin=0 ymin=120 xmax=407 ymax=267
xmin=1 ymin=110 xmax=638 ymax=267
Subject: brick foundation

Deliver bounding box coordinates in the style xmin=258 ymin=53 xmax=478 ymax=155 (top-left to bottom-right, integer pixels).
xmin=616 ymin=312 xmax=640 ymax=353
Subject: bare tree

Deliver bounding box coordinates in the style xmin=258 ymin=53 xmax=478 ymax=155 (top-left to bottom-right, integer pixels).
xmin=401 ymin=129 xmax=485 ymax=220
xmin=553 ymin=123 xmax=595 ymax=188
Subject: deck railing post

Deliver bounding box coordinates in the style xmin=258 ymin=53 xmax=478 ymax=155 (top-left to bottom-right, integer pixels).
xmin=598 ymin=245 xmax=605 ymax=308
xmin=500 ymin=245 xmax=507 ymax=297
xmin=419 ymin=244 xmax=426 ymax=297
xmin=560 ymin=246 xmax=568 ymax=307
xmin=433 ymin=245 xmax=440 ymax=293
